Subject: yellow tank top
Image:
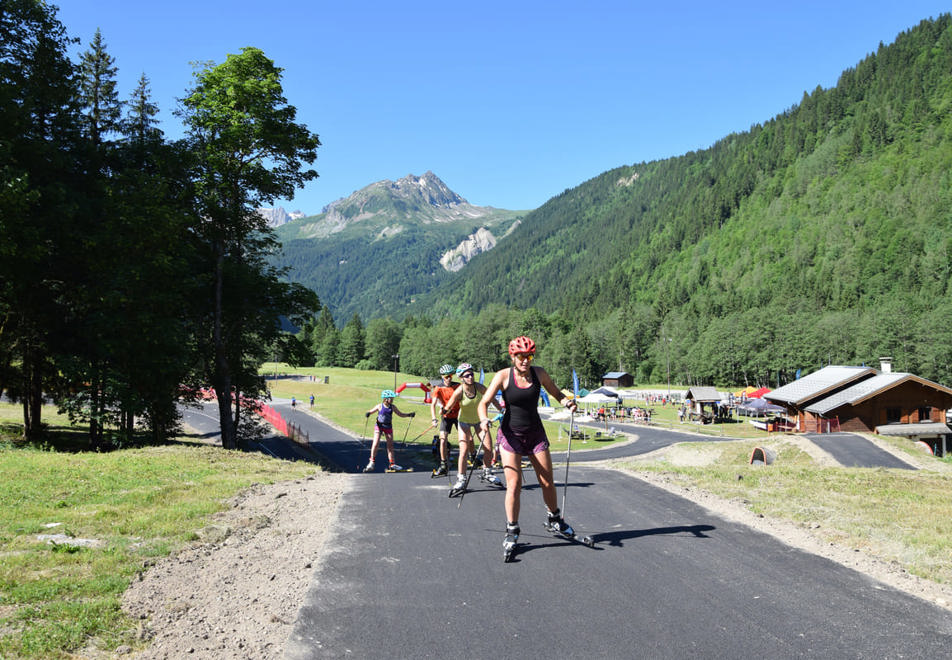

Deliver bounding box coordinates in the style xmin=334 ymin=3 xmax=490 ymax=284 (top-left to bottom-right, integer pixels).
xmin=457 ymin=386 xmax=481 ymax=424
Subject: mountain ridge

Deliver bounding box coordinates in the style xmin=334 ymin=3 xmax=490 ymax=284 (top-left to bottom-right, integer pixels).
xmin=272 ymin=172 xmax=525 ymax=321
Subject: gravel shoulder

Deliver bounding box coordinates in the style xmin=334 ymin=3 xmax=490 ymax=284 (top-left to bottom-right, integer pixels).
xmin=120 ymin=471 xmax=349 ymax=659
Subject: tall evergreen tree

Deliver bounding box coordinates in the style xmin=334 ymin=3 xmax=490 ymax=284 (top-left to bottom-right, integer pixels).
xmin=77 ymin=28 xmax=121 ymax=148
xmin=339 ymin=313 xmax=365 ymax=367
xmin=0 ymin=0 xmax=83 ymax=439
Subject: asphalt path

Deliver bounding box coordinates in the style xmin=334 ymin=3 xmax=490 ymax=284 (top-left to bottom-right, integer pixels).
xmin=806 ymin=432 xmax=916 ymax=469
xmin=271 ymin=404 xmax=951 ymax=659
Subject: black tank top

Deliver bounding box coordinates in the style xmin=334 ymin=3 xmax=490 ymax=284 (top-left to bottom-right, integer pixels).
xmin=502 ymin=366 xmax=541 ymax=432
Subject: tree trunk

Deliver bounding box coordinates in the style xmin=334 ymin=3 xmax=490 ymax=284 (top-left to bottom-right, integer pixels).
xmin=213 ymin=247 xmax=237 ymax=449
xmin=23 ymin=346 xmax=44 ymax=441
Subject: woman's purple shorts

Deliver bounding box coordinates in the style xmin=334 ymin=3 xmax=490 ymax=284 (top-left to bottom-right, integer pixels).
xmin=497 ymin=425 xmax=549 ymax=455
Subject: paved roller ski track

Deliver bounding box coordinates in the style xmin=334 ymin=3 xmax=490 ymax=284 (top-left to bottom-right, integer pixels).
xmin=252 ymin=402 xmax=952 ymax=659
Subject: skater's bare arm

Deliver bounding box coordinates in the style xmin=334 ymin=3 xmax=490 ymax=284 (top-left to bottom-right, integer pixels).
xmin=478 ymin=370 xmax=505 ymax=429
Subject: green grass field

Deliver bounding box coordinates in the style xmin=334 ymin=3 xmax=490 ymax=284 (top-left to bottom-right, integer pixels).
xmin=0 ymin=402 xmax=319 ymax=659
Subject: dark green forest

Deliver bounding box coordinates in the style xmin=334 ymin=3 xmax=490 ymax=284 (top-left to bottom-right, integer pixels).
xmin=301 ymin=15 xmax=952 ymax=391
xmin=0 ymin=2 xmax=319 ymax=447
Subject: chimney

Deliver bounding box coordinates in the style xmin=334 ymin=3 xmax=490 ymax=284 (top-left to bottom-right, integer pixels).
xmin=879 ymin=357 xmax=892 ymax=374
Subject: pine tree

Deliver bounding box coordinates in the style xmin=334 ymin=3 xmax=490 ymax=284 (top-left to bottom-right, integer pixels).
xmin=77 ymin=28 xmax=121 ymax=148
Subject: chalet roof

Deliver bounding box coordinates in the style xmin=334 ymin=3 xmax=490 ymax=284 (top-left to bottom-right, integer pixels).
xmin=805 ymin=373 xmax=952 ymax=415
xmin=603 ymin=371 xmax=629 ymax=379
xmin=685 ymin=386 xmax=721 ymax=402
xmin=764 ymin=366 xmax=876 ymax=406
xmin=877 ymin=422 xmax=951 ymax=437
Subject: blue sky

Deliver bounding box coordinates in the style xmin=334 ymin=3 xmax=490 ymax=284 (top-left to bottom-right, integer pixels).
xmin=56 ymin=1 xmax=949 ymax=215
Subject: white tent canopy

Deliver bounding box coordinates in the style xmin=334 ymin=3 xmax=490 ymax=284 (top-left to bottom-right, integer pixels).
xmin=578 ymin=392 xmax=617 ymax=404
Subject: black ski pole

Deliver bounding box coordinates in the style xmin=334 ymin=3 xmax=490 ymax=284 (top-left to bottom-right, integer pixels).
xmin=359 ymin=414 xmax=369 ymax=448
xmin=561 ymin=406 xmax=574 ymax=515
xmin=457 ymin=424 xmax=487 ymax=509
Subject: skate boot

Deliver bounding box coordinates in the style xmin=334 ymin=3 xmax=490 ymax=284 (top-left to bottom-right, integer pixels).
xmin=433 ymin=460 xmax=448 ymax=477
xmin=362 ymin=460 xmax=375 ymax=473
xmin=386 ymin=462 xmax=410 ymax=473
xmin=544 ymin=509 xmax=575 ymax=538
xmin=481 ymin=467 xmax=503 ymax=487
xmin=448 ymin=473 xmax=467 ymax=498
xmin=503 ymin=523 xmax=520 ymax=562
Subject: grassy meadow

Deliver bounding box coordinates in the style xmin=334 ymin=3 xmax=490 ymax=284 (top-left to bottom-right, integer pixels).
xmin=0 ymin=402 xmax=319 ymax=659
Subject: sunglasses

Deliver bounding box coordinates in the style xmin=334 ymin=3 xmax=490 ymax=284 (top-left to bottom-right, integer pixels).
xmin=461 ymin=372 xmax=474 ymax=378
xmin=513 ymin=353 xmax=534 ymax=362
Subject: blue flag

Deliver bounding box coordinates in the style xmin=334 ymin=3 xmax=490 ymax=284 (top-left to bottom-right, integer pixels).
xmin=478 ymin=368 xmax=484 ymax=385
xmin=572 ymin=369 xmax=579 ymax=398
xmin=540 ymin=390 xmax=551 ymax=407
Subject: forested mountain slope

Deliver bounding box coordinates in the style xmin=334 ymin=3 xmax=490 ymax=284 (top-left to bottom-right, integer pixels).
xmin=274 ymin=171 xmax=523 ymax=321
xmin=417 ymin=15 xmax=952 ymax=386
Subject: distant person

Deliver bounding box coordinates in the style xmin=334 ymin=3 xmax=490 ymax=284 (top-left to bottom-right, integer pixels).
xmin=363 ymin=390 xmax=415 ymax=472
xmin=478 ymin=336 xmax=579 ymax=555
xmin=291 ymin=396 xmax=296 ymax=408
xmin=430 ymin=364 xmax=460 ymax=477
xmin=309 ymin=393 xmax=315 ymax=407
xmin=443 ymin=363 xmax=503 ymax=495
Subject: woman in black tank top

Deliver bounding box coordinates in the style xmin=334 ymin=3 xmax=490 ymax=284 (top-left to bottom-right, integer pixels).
xmin=478 ymin=336 xmax=579 ymax=554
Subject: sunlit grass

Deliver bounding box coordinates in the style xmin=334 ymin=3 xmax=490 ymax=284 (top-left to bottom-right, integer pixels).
xmin=0 ymin=404 xmax=321 ymax=659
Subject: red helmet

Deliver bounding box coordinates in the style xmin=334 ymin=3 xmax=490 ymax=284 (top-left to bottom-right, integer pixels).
xmin=508 ymin=336 xmax=536 ymax=356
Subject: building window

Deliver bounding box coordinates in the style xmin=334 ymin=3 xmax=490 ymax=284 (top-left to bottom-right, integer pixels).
xmin=886 ymin=407 xmax=902 ymax=424
xmin=918 ymin=407 xmax=932 ymax=423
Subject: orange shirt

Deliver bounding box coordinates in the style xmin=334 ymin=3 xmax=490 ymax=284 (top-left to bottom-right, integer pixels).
xmin=433 ymin=383 xmax=461 ymax=419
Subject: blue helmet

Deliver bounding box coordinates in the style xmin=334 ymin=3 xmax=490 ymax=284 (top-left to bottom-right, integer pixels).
xmin=381 ymin=389 xmax=398 ymax=399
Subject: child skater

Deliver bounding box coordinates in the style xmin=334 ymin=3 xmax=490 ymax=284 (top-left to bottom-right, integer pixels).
xmin=363 ymin=390 xmax=415 ymax=472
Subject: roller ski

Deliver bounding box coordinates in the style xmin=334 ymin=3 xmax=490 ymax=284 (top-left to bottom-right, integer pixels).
xmin=479 ymin=468 xmax=504 ymax=488
xmin=362 ymin=460 xmax=375 ymax=473
xmin=385 ymin=462 xmax=413 ymax=473
xmin=543 ymin=510 xmax=595 ymax=547
xmin=431 ymin=460 xmax=448 ymax=478
xmin=503 ymin=523 xmax=520 ymax=562
xmin=452 ymin=451 xmax=482 ymax=506
xmin=448 ymin=473 xmax=468 ymax=498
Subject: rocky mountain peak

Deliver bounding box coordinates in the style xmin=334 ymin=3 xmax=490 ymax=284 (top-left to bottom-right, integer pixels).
xmin=258 ymin=207 xmax=305 ymax=227
xmin=389 ymin=171 xmax=466 ymax=208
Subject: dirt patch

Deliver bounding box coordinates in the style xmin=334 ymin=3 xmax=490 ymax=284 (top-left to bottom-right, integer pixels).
xmin=116 ymin=471 xmax=349 ymax=659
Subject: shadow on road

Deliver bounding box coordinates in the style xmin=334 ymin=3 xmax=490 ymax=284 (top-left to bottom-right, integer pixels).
xmin=593 ymin=524 xmax=716 ymax=547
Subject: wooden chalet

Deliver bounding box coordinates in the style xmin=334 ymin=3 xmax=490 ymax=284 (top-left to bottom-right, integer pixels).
xmin=602 ymin=371 xmax=634 ymax=388
xmin=765 ymin=361 xmax=952 ymax=455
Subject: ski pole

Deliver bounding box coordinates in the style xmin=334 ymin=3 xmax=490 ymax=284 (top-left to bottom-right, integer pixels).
xmin=401 ymin=417 xmax=413 ymax=448
xmin=562 ymin=370 xmax=580 ymax=516
xmin=359 ymin=414 xmax=369 ymax=448
xmin=457 ymin=424 xmax=486 ymax=510
xmin=561 ymin=407 xmax=574 ymax=515
xmin=407 ymin=419 xmax=438 ymax=445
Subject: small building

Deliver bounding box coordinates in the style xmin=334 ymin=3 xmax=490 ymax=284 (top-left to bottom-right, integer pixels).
xmin=684 ymin=386 xmax=723 ymax=423
xmin=765 ymin=361 xmax=952 ymax=454
xmin=602 ymin=371 xmax=634 ymax=388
